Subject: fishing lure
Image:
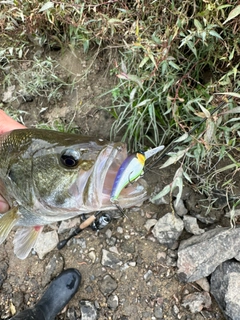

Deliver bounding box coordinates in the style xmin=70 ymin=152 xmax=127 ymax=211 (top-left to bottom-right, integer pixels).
xmin=110 ymin=151 xmax=146 ymax=203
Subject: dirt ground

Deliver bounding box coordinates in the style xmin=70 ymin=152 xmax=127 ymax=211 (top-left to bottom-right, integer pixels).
xmin=0 ymin=48 xmax=234 ymax=319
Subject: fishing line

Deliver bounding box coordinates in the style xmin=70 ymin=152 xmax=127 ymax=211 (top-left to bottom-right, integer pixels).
xmin=146 ymin=86 xmax=240 ymax=171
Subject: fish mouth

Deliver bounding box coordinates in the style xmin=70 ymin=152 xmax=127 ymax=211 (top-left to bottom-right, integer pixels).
xmin=74 ymin=143 xmax=148 ymax=211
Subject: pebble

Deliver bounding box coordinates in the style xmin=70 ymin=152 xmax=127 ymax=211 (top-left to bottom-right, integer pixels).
xmin=183 ymin=215 xmax=205 ymax=235
xmin=107 ymin=294 xmax=119 ymax=310
xmin=79 ymin=300 xmax=97 ymax=320
xmin=34 ymin=231 xmax=59 ymax=259
xmin=101 ymin=249 xmax=122 ymax=269
xmin=42 ymin=252 xmax=64 ymax=287
xmin=117 ymin=226 xmax=123 ymax=233
xmin=98 ymin=274 xmax=118 ymax=296
xmin=174 ymin=198 xmax=188 ymax=216
xmin=144 ymin=219 xmax=157 ymax=231
xmin=154 ymin=305 xmax=163 ymax=318
xmin=181 ymin=292 xmax=211 ymax=313
xmin=195 ymin=277 xmax=210 ymax=292
xmin=152 ymin=213 xmax=184 ymax=247
xmin=144 ymin=270 xmax=153 ymax=281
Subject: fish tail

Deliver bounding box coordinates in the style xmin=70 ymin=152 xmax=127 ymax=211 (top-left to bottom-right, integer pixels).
xmin=13 ymin=225 xmax=43 ymax=260
xmin=0 ymin=207 xmax=19 ymax=245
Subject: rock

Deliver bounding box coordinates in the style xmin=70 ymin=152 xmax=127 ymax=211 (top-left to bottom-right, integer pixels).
xmin=98 ymin=274 xmax=118 ymax=296
xmin=144 ymin=270 xmax=153 ymax=281
xmin=144 ymin=219 xmax=157 ymax=231
xmin=154 ymin=305 xmax=163 ymax=318
xmin=101 ymin=249 xmax=122 ymax=269
xmin=195 ymin=277 xmax=210 ymax=292
xmin=177 ymin=227 xmax=240 ymax=282
xmin=210 ymin=260 xmax=240 ymax=320
xmin=2 ymin=85 xmax=15 ymax=103
xmin=107 ymin=294 xmax=119 ymax=310
xmin=182 ymin=292 xmax=211 ymax=313
xmin=58 ymin=218 xmax=80 ymax=234
xmin=152 ymin=213 xmax=184 ymax=247
xmin=183 ymin=215 xmax=205 ymax=235
xmin=80 ymin=300 xmax=97 ymax=320
xmin=174 ymin=199 xmax=188 ymax=216
xmin=34 ymin=231 xmax=59 ymax=259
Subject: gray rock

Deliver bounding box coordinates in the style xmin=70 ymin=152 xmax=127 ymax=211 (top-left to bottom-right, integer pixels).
xmin=174 ymin=198 xmax=188 ymax=216
xmin=183 ymin=215 xmax=205 ymax=235
xmin=98 ymin=274 xmax=118 ymax=296
xmin=211 ymin=260 xmax=240 ymax=320
xmin=152 ymin=213 xmax=184 ymax=247
xmin=34 ymin=231 xmax=59 ymax=259
xmin=182 ymin=292 xmax=211 ymax=313
xmin=144 ymin=218 xmax=157 ymax=231
xmin=58 ymin=218 xmax=80 ymax=234
xmin=177 ymin=227 xmax=240 ymax=282
xmin=80 ymin=300 xmax=97 ymax=320
xmin=101 ymin=249 xmax=122 ymax=269
xmin=2 ymin=85 xmax=15 ymax=103
xmin=144 ymin=270 xmax=153 ymax=281
xmin=154 ymin=305 xmax=163 ymax=318
xmin=107 ymin=294 xmax=119 ymax=310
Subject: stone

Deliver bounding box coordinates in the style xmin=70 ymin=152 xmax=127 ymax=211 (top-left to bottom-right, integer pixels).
xmin=177 ymin=227 xmax=240 ymax=282
xmin=152 ymin=213 xmax=184 ymax=247
xmin=210 ymin=259 xmax=240 ymax=320
xmin=107 ymin=294 xmax=119 ymax=310
xmin=174 ymin=198 xmax=188 ymax=216
xmin=58 ymin=218 xmax=80 ymax=234
xmin=144 ymin=219 xmax=157 ymax=231
xmin=98 ymin=274 xmax=118 ymax=296
xmin=42 ymin=252 xmax=64 ymax=287
xmin=34 ymin=231 xmax=59 ymax=259
xmin=182 ymin=292 xmax=211 ymax=313
xmin=101 ymin=249 xmax=122 ymax=269
xmin=80 ymin=300 xmax=97 ymax=320
xmin=183 ymin=215 xmax=205 ymax=235
xmin=195 ymin=277 xmax=210 ymax=292
xmin=2 ymin=85 xmax=15 ymax=103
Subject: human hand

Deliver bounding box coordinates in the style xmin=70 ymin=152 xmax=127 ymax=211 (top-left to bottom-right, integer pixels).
xmin=0 ymin=110 xmax=26 ymax=212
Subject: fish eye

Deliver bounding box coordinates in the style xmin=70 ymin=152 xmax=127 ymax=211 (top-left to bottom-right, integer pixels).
xmin=60 ymin=149 xmax=80 ymax=168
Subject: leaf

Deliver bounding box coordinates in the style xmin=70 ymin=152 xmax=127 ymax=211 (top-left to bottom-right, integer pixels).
xmin=216 ymin=92 xmax=240 ymax=99
xmin=209 ymin=30 xmax=222 ymax=40
xmin=174 ymin=132 xmax=189 ymax=143
xmin=223 ymin=5 xmax=240 ymax=24
xmin=199 ymin=105 xmax=211 ymax=118
xmin=160 ymin=149 xmax=186 ymax=169
xmin=39 ymin=2 xmax=54 ymax=12
xmin=150 ymin=184 xmax=171 ymax=202
xmin=223 ymin=107 xmax=240 ymax=114
xmin=172 ymin=176 xmax=183 ymax=206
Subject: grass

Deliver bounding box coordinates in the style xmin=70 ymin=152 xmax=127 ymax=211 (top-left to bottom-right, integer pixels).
xmin=0 ymin=0 xmax=240 ymax=210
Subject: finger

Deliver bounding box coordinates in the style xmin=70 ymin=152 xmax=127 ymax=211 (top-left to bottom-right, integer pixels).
xmin=0 ymin=196 xmax=10 ymax=213
xmin=0 ymin=110 xmax=26 ymax=134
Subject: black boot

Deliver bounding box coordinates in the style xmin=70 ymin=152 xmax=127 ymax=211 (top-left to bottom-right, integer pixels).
xmin=10 ymin=268 xmax=81 ymax=320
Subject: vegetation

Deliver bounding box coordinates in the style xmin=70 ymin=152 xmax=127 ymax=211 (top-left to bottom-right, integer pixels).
xmin=0 ymin=0 xmax=240 ymax=210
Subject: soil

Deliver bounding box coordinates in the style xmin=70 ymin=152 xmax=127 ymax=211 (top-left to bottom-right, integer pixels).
xmin=0 ymin=48 xmax=237 ymax=320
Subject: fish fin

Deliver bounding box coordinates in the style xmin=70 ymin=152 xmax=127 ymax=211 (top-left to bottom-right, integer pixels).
xmin=13 ymin=226 xmax=43 ymax=260
xmin=0 ymin=207 xmax=19 ymax=245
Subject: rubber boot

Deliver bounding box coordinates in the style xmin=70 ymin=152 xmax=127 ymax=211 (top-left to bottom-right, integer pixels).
xmin=10 ymin=268 xmax=81 ymax=320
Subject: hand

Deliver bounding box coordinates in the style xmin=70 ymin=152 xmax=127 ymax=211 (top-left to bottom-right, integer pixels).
xmin=0 ymin=110 xmax=26 ymax=212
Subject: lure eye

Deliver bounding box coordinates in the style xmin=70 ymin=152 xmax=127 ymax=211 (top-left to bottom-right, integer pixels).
xmin=60 ymin=149 xmax=80 ymax=168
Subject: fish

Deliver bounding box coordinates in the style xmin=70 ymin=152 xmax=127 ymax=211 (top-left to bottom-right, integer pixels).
xmin=0 ymin=129 xmax=149 ymax=259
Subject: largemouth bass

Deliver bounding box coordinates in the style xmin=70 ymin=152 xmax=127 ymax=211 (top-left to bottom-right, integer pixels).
xmin=0 ymin=129 xmax=148 ymax=259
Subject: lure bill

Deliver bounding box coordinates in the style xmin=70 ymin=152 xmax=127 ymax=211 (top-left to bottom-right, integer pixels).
xmin=110 ymin=145 xmax=164 ymax=203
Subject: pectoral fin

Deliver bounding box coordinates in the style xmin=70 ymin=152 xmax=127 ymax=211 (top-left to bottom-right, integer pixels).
xmin=13 ymin=225 xmax=43 ymax=260
xmin=0 ymin=207 xmax=19 ymax=244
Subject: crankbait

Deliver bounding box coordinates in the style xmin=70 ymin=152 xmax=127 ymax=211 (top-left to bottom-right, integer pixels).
xmin=110 ymin=151 xmax=146 ymax=203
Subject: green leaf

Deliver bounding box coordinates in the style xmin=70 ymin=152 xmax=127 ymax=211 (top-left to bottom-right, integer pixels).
xmin=150 ymin=184 xmax=171 ymax=202
xmin=209 ymin=30 xmax=222 ymax=40
xmin=39 ymin=2 xmax=54 ymax=12
xmin=160 ymin=149 xmax=187 ymax=169
xmin=223 ymin=5 xmax=240 ymax=24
